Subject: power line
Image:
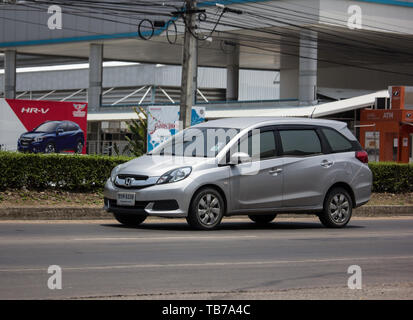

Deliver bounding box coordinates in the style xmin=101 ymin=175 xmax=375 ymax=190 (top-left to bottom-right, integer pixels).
xmin=2 ymin=0 xmax=413 ymax=78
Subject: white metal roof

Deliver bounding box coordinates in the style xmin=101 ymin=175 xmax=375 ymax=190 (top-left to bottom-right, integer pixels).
xmin=205 ymin=90 xmax=389 ymax=119
xmin=87 ymin=112 xmax=144 ymax=121
xmin=86 ymin=90 xmax=389 ymax=122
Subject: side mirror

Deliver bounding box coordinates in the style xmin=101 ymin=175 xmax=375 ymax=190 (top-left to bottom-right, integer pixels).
xmin=230 ymin=152 xmax=251 ymax=165
xmin=56 ymin=128 xmax=64 ymax=134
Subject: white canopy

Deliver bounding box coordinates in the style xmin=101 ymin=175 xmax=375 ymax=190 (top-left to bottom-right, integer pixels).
xmin=87 ymin=111 xmax=145 ymax=121
xmin=205 ymin=90 xmax=389 ymax=119
xmin=86 ymin=90 xmax=389 ymax=122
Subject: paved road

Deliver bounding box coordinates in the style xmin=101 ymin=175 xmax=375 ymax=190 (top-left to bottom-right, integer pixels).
xmin=0 ymin=217 xmax=412 ymax=299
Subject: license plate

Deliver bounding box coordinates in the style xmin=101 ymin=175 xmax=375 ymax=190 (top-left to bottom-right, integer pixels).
xmin=116 ymin=192 xmax=135 ymax=206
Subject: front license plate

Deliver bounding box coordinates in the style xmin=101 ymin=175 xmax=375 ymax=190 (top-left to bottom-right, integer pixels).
xmin=116 ymin=192 xmax=135 ymax=206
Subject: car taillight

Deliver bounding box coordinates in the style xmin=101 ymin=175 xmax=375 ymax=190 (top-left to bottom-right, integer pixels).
xmin=356 ymin=150 xmax=368 ymax=164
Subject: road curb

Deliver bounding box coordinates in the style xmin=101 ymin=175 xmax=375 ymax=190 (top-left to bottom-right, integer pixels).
xmin=0 ymin=207 xmax=111 ymax=220
xmin=353 ymin=205 xmax=413 ymax=217
xmin=0 ymin=205 xmax=412 ymax=220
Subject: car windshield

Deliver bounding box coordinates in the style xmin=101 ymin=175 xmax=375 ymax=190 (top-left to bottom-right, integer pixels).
xmin=149 ymin=127 xmax=240 ymax=158
xmin=33 ymin=122 xmax=60 ymax=132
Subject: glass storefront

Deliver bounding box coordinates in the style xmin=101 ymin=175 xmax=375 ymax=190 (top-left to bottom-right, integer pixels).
xmin=87 ymin=121 xmax=135 ymax=156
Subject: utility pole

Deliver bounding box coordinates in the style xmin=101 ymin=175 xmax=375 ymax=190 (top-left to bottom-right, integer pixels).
xmin=179 ymin=0 xmax=198 ymax=129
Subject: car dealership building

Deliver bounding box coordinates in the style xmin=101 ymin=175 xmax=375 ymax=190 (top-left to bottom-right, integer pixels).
xmin=1 ymin=0 xmax=413 ymax=161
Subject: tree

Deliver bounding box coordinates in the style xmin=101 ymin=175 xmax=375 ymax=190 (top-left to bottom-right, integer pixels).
xmin=124 ymin=106 xmax=147 ymax=157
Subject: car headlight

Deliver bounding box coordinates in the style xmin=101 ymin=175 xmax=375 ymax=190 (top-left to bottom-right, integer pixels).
xmin=34 ymin=137 xmax=43 ymax=142
xmin=156 ymin=167 xmax=192 ymax=184
xmin=110 ymin=165 xmax=121 ymax=182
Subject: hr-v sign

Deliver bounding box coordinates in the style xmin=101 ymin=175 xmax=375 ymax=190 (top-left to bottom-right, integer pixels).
xmin=21 ymin=107 xmax=50 ymax=114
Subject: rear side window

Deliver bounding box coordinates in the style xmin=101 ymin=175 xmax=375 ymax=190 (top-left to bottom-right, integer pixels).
xmin=322 ymin=128 xmax=353 ymax=152
xmin=279 ymin=129 xmax=321 ymax=156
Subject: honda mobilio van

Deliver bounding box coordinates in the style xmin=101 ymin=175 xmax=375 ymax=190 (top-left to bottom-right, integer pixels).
xmin=18 ymin=120 xmax=85 ymax=154
xmin=104 ymin=117 xmax=372 ymax=230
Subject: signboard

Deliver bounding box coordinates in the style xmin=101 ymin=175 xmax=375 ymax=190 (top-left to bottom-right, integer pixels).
xmin=147 ymin=106 xmax=206 ymax=152
xmin=0 ymin=99 xmax=87 ymax=154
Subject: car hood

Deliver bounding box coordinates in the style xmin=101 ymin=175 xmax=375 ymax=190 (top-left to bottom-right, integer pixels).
xmin=20 ymin=132 xmax=46 ymax=139
xmin=118 ymin=155 xmax=212 ymax=176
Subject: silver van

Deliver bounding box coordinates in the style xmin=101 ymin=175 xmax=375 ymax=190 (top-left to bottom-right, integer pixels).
xmin=104 ymin=117 xmax=372 ymax=230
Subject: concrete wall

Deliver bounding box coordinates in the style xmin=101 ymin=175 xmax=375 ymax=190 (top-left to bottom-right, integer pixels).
xmin=0 ymin=0 xmax=288 ymax=47
xmin=318 ymin=63 xmax=413 ymax=90
xmin=320 ymin=0 xmax=413 ymax=34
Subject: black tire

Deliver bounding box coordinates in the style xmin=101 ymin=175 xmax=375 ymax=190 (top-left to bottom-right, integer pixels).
xmin=113 ymin=213 xmax=147 ymax=227
xmin=319 ymin=187 xmax=353 ymax=228
xmin=186 ymin=188 xmax=225 ymax=230
xmin=248 ymin=214 xmax=277 ymax=224
xmin=75 ymin=140 xmax=83 ymax=154
xmin=44 ymin=142 xmax=56 ymax=153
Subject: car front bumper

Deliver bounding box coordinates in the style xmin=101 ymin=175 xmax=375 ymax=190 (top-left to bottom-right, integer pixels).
xmin=17 ymin=141 xmax=45 ymax=153
xmin=103 ymin=177 xmax=197 ymax=217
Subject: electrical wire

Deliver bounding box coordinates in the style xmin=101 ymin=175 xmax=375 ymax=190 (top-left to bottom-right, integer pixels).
xmin=2 ymin=0 xmax=413 ymax=78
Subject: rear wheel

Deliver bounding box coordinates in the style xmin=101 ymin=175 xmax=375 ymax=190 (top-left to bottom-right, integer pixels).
xmin=248 ymin=214 xmax=277 ymax=224
xmin=113 ymin=213 xmax=147 ymax=227
xmin=319 ymin=187 xmax=352 ymax=228
xmin=187 ymin=188 xmax=224 ymax=230
xmin=75 ymin=140 xmax=83 ymax=154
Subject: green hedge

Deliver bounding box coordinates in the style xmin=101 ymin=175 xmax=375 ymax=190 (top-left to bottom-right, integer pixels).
xmin=0 ymin=151 xmax=132 ymax=191
xmin=0 ymin=152 xmax=412 ymax=193
xmin=369 ymin=162 xmax=413 ymax=193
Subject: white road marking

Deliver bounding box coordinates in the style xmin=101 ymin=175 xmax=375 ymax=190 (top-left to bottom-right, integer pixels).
xmin=1 ymin=231 xmax=413 ymax=244
xmin=72 ymin=235 xmax=258 ymax=241
xmin=0 ymin=216 xmax=412 ymax=224
xmin=1 ymin=255 xmax=413 ymax=273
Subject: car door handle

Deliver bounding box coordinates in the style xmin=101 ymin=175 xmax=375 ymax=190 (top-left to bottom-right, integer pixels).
xmin=269 ymin=168 xmax=283 ymax=175
xmin=321 ymin=160 xmax=334 ymax=168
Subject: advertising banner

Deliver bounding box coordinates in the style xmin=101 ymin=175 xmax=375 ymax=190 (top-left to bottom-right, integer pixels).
xmin=147 ymin=106 xmax=205 ymax=152
xmin=0 ymin=99 xmax=87 ymax=154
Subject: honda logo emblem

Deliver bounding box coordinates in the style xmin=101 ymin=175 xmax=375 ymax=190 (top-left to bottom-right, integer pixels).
xmin=124 ymin=177 xmax=134 ymax=186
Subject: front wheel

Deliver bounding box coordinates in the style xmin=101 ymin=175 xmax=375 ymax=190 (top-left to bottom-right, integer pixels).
xmin=319 ymin=187 xmax=352 ymax=228
xmin=187 ymin=188 xmax=224 ymax=230
xmin=249 ymin=214 xmax=277 ymax=224
xmin=44 ymin=142 xmax=56 ymax=153
xmin=113 ymin=213 xmax=147 ymax=227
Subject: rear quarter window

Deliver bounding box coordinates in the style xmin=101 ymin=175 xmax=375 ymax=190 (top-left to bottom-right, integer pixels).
xmin=69 ymin=123 xmax=78 ymax=131
xmin=322 ymin=128 xmax=353 ymax=152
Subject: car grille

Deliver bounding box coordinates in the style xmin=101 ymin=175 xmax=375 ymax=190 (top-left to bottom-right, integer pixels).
xmin=20 ymin=138 xmax=33 ymax=146
xmin=114 ymin=174 xmax=156 ymax=189
xmin=117 ymin=174 xmax=148 ymax=180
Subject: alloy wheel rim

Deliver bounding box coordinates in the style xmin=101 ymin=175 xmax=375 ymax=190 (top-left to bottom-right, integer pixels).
xmin=197 ymin=194 xmax=221 ymax=225
xmin=77 ymin=143 xmax=83 ymax=153
xmin=45 ymin=144 xmax=55 ymax=153
xmin=329 ymin=193 xmax=350 ymax=223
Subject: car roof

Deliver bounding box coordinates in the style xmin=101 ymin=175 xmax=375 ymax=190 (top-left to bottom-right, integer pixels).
xmin=193 ymin=117 xmax=347 ymax=130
